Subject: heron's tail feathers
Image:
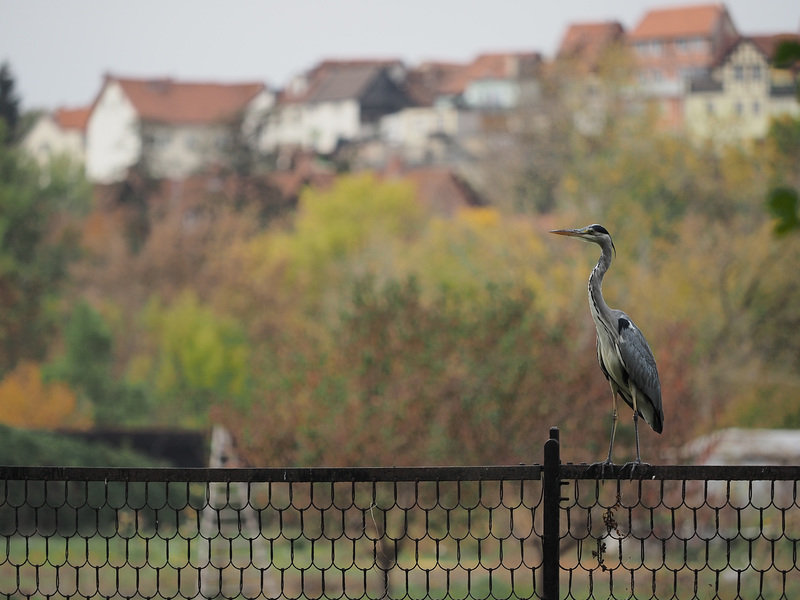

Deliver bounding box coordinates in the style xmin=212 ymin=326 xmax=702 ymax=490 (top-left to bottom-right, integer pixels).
xmin=639 ymin=401 xmax=664 ymax=434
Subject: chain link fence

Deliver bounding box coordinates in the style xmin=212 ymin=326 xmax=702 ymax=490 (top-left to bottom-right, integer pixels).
xmin=1 ymin=430 xmax=799 ymax=599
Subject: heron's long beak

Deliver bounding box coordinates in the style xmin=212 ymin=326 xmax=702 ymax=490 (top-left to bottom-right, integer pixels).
xmin=550 ymin=228 xmax=585 ymax=238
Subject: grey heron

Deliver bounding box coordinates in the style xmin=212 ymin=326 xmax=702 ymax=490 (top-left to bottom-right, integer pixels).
xmin=550 ymin=224 xmax=663 ymax=473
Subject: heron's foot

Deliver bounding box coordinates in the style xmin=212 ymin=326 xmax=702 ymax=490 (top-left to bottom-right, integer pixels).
xmin=588 ymin=459 xmax=615 ymax=482
xmin=622 ymin=459 xmax=651 ymax=480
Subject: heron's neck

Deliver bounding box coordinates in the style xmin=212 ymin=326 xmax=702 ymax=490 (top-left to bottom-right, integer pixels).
xmin=588 ymin=245 xmax=615 ymax=332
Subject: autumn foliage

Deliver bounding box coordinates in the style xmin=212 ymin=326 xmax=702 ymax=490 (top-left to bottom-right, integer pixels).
xmin=3 ymin=88 xmax=800 ymax=467
xmin=0 ymin=362 xmax=90 ymax=430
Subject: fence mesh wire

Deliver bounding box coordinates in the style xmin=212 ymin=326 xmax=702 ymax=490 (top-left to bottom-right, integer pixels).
xmin=0 ymin=469 xmax=544 ymax=599
xmin=0 ymin=464 xmax=798 ymax=599
xmin=560 ymin=475 xmax=800 ymax=599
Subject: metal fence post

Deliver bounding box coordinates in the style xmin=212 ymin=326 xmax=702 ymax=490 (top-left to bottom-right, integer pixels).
xmin=542 ymin=426 xmax=561 ymax=600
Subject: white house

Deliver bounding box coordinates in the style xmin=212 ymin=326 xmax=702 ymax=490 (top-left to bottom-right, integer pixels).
xmin=459 ymin=53 xmax=543 ymax=110
xmin=263 ymin=61 xmax=413 ymax=154
xmin=85 ymin=75 xmax=274 ymax=183
xmin=375 ymin=53 xmax=542 ymax=164
xmin=20 ymin=106 xmax=89 ymax=166
xmin=380 ymin=106 xmax=480 ymax=163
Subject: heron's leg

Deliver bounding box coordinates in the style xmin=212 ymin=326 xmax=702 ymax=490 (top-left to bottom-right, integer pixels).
xmin=606 ymin=404 xmax=618 ymax=464
xmin=589 ymin=387 xmax=618 ymax=480
xmin=624 ymin=387 xmax=650 ymax=478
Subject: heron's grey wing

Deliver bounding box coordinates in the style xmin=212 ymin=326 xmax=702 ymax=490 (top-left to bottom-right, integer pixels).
xmin=615 ymin=316 xmax=663 ymax=430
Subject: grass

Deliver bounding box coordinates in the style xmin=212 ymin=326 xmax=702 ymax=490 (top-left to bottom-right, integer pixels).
xmin=5 ymin=529 xmax=798 ymax=600
xmin=0 ymin=531 xmax=542 ymax=600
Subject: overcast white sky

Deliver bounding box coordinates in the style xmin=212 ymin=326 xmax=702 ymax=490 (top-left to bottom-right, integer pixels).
xmin=2 ymin=0 xmax=798 ymax=111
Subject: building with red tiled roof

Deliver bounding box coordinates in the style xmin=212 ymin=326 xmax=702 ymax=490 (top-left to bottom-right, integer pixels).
xmin=628 ymin=3 xmax=740 ymax=128
xmin=405 ymin=52 xmax=542 ymax=110
xmin=20 ymin=106 xmax=90 ymax=166
xmin=111 ymin=78 xmax=266 ymax=125
xmin=85 ymin=75 xmax=274 ymax=183
xmin=55 ymin=107 xmax=91 ymax=131
xmin=398 ymin=165 xmax=485 ymax=216
xmin=685 ymin=32 xmax=800 ymax=140
xmin=552 ymin=22 xmax=630 ymax=136
xmin=404 ymin=61 xmax=470 ymax=105
xmin=374 ymin=52 xmax=543 ymax=168
xmin=557 ymin=22 xmax=626 ymax=73
xmin=460 ymin=53 xmax=543 ymax=109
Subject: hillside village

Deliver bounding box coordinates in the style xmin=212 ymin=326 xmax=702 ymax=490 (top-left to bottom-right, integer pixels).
xmin=18 ymin=2 xmax=800 ymax=211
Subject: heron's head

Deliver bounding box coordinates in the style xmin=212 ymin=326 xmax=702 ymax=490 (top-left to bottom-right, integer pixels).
xmin=550 ymin=224 xmax=616 ymax=256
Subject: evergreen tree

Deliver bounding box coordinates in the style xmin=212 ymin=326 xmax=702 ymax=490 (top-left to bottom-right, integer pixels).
xmin=0 ymin=62 xmax=20 ymax=144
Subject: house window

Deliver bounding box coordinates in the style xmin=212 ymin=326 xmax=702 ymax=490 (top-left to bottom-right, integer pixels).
xmin=735 ymin=101 xmax=744 ymax=116
xmin=752 ymin=101 xmax=760 ymax=115
xmin=733 ymin=65 xmax=744 ymax=81
xmin=676 ymin=38 xmax=689 ymax=53
xmin=750 ymin=65 xmax=762 ymax=81
xmin=635 ymin=41 xmax=663 ymax=56
xmin=706 ymin=101 xmax=714 ymax=115
xmin=145 ymin=131 xmax=170 ymax=149
xmin=692 ymin=38 xmax=708 ymax=53
xmin=680 ymin=67 xmax=702 ymax=81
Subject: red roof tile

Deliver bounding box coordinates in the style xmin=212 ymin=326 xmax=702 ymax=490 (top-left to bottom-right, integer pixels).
xmin=557 ymin=22 xmax=625 ymax=70
xmin=407 ymin=53 xmax=541 ymax=102
xmin=55 ymin=106 xmax=91 ymax=131
xmin=405 ymin=62 xmax=470 ymax=104
xmin=629 ymin=3 xmax=729 ymax=39
xmin=401 ymin=167 xmax=484 ymax=215
xmin=105 ymin=76 xmax=265 ymax=124
xmin=465 ymin=52 xmax=542 ymax=81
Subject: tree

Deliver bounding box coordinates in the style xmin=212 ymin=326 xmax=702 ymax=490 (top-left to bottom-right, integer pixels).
xmin=764 ymin=41 xmax=800 ymax=236
xmin=0 ymin=137 xmax=86 ymax=375
xmin=44 ymin=300 xmax=143 ymax=425
xmin=0 ymin=362 xmax=89 ymax=430
xmin=129 ymin=291 xmax=250 ymax=427
xmin=765 ymin=116 xmax=800 ymax=235
xmin=0 ymin=62 xmax=20 ymax=144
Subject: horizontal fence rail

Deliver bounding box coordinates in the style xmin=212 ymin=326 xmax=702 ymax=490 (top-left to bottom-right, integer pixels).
xmin=1 ymin=429 xmax=799 ymax=599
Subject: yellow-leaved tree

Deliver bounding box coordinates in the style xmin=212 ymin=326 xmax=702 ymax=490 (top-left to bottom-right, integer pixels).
xmin=0 ymin=362 xmax=91 ymax=430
